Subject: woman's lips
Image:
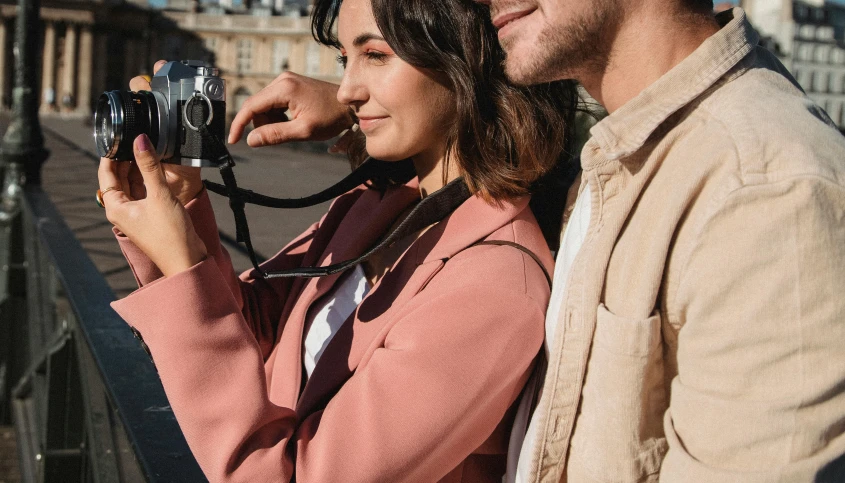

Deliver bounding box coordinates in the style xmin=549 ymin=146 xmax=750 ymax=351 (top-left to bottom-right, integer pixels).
xmin=357 ymin=117 xmax=388 ymax=132
xmin=492 ymin=8 xmax=536 ymax=38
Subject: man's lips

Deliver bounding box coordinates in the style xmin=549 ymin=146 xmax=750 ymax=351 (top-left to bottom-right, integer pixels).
xmin=491 ymin=8 xmax=535 ymax=31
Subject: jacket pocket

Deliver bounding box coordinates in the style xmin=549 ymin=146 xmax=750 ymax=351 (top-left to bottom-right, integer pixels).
xmin=568 ymin=304 xmax=668 ymax=482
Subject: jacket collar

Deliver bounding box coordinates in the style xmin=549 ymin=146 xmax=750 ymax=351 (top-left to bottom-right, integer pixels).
xmin=293 ymin=184 xmax=531 ymax=417
xmin=415 ymin=193 xmax=530 ymax=265
xmin=585 ymin=7 xmax=758 ymax=166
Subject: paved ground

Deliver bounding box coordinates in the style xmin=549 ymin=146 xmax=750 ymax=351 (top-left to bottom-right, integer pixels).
xmin=6 ymin=114 xmax=351 ymax=297
xmin=0 ymin=426 xmax=20 ymax=483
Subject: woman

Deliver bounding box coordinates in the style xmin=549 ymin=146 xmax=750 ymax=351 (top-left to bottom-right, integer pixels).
xmin=98 ymin=0 xmax=579 ymax=480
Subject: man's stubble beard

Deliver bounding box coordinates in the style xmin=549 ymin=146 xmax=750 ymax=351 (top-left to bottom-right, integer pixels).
xmin=502 ymin=1 xmax=621 ymax=85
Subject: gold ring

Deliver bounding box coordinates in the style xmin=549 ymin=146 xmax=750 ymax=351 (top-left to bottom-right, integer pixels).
xmin=96 ymin=186 xmax=122 ymax=208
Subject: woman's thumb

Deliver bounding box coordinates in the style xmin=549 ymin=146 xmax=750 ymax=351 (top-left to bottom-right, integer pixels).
xmin=133 ymin=135 xmax=167 ymax=193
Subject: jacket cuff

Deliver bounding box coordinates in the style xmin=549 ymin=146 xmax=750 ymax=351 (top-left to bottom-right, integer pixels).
xmin=113 ymin=188 xmax=224 ymax=288
xmin=110 ymin=257 xmax=240 ymax=342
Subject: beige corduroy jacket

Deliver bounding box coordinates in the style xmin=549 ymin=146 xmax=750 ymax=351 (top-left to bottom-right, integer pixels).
xmin=525 ymin=8 xmax=845 ymax=483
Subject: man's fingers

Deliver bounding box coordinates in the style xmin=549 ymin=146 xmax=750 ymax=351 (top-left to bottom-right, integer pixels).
xmin=228 ymin=87 xmax=291 ymax=144
xmin=133 ymin=134 xmax=168 ymax=196
xmin=246 ymin=120 xmax=310 ymax=147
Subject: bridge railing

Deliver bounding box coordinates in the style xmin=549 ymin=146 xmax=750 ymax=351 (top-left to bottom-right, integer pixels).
xmin=0 ymin=185 xmax=205 ymax=482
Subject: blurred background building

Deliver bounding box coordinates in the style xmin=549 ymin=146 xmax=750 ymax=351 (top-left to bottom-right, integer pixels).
xmin=738 ymin=0 xmax=845 ymax=130
xmin=0 ymin=0 xmax=342 ymax=124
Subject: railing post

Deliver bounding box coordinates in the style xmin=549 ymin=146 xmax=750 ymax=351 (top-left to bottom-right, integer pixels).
xmin=0 ymin=0 xmax=48 ymax=199
xmin=0 ymin=0 xmax=49 ymax=423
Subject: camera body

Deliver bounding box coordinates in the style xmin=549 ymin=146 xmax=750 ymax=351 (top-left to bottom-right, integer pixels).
xmin=94 ymin=60 xmax=226 ymax=167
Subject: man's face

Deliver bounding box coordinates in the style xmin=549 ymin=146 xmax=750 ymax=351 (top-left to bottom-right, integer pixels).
xmin=477 ymin=0 xmax=620 ymax=85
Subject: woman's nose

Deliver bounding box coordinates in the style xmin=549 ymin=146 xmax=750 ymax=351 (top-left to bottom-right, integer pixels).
xmin=336 ymin=67 xmax=367 ymax=108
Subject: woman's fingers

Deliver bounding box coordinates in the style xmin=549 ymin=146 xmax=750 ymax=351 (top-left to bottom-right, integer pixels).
xmin=117 ymin=160 xmax=133 ymax=200
xmin=132 ymin=134 xmax=169 ymax=199
xmin=97 ymin=157 xmax=132 ymax=215
xmin=128 ymin=162 xmax=147 ymax=200
xmin=153 ymin=59 xmax=167 ymax=73
xmin=129 ymin=76 xmax=151 ymax=92
xmin=128 ymin=60 xmax=167 ymax=92
xmin=98 ymin=157 xmax=124 ymax=196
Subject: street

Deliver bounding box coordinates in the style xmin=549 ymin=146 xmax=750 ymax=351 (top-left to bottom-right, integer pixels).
xmin=2 ymin=113 xmax=353 ymax=297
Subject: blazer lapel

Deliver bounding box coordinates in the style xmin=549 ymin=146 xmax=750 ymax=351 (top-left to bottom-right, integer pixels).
xmin=271 ymin=181 xmax=421 ymax=409
xmin=295 ymin=192 xmax=532 ymax=419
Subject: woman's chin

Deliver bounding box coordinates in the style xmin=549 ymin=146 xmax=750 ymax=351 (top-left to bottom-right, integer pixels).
xmin=364 ymin=144 xmax=410 ymax=162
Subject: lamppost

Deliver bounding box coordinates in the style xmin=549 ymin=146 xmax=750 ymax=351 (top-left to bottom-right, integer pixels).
xmin=0 ymin=0 xmax=48 ymax=220
xmin=0 ymin=0 xmax=47 ymax=423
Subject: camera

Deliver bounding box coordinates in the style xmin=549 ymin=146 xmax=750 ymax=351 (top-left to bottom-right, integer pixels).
xmin=93 ymin=60 xmax=226 ymax=167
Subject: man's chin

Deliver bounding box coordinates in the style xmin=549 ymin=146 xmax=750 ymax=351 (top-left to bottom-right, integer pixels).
xmin=503 ymin=54 xmax=564 ymax=86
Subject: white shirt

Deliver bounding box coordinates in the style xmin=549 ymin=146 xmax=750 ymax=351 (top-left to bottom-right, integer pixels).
xmin=506 ymin=184 xmax=593 ymax=483
xmin=303 ymin=264 xmax=371 ymax=379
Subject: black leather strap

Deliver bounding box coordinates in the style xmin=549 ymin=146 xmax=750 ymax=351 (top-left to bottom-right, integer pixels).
xmin=198 ymin=123 xmax=472 ymax=279
xmin=204 ymin=157 xmax=415 ymax=209
xmin=471 ymin=240 xmax=552 ymax=289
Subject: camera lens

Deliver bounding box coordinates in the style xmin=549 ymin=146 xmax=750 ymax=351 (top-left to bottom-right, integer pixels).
xmin=94 ymin=90 xmax=159 ymax=160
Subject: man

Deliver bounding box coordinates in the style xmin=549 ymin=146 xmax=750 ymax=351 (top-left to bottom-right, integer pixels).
xmin=227 ymin=0 xmax=845 ymax=481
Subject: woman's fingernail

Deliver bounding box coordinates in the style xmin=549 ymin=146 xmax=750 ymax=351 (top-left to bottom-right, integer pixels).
xmin=135 ymin=135 xmax=152 ymax=152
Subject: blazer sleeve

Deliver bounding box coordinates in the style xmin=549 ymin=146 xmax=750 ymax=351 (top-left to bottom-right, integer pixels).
xmin=114 ymin=189 xmax=320 ymax=358
xmin=660 ymin=178 xmax=845 ymax=481
xmin=109 ymin=255 xmax=547 ymax=483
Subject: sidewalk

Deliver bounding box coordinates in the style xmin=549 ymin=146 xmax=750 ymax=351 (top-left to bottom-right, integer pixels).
xmin=3 ymin=114 xmax=351 ymax=298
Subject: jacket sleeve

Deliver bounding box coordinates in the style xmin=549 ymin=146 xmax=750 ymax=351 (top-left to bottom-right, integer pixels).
xmin=660 ymin=177 xmax=845 ymax=482
xmin=109 ymin=256 xmax=546 ymax=483
xmin=114 ymin=189 xmax=320 ymax=358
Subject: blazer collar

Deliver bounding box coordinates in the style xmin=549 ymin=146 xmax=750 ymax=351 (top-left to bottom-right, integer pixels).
xmin=415 ymin=193 xmax=530 ymax=265
xmin=295 ymin=189 xmax=531 ymax=417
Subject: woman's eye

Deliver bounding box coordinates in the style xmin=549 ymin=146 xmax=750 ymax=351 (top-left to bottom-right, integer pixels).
xmin=336 ymin=55 xmax=348 ymax=68
xmin=364 ymin=51 xmax=388 ymax=63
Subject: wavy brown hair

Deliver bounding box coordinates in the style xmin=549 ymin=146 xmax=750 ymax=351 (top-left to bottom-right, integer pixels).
xmin=313 ymin=0 xmax=579 ymax=208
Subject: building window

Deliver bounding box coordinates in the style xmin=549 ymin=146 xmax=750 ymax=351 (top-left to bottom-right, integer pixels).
xmin=798 ymin=43 xmax=813 ymax=62
xmin=204 ymin=36 xmax=218 ymax=54
xmin=237 ymin=38 xmax=253 ymax=74
xmin=273 ymin=39 xmax=291 ymax=74
xmin=306 ymin=42 xmax=321 ymax=76
xmin=233 ymin=86 xmax=251 ymax=113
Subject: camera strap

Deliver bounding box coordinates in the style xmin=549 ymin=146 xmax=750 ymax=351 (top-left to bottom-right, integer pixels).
xmin=196 ymin=123 xmax=472 ymax=279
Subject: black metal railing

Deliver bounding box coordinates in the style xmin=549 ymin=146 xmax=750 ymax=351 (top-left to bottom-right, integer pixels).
xmin=0 ymin=185 xmax=205 ymax=482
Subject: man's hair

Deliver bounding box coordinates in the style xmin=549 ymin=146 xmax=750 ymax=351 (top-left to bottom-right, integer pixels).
xmin=312 ymin=0 xmax=580 ymax=203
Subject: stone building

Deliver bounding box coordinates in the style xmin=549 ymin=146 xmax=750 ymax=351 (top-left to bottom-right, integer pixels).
xmin=152 ymin=6 xmax=344 ymax=122
xmin=742 ymin=0 xmax=845 ymax=129
xmin=0 ymin=0 xmax=342 ymax=124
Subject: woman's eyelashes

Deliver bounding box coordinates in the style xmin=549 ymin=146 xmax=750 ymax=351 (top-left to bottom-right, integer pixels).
xmin=335 ymin=50 xmax=390 ymax=69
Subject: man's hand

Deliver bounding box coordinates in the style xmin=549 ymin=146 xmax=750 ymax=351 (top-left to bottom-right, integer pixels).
xmin=228 ymin=72 xmax=354 ymax=148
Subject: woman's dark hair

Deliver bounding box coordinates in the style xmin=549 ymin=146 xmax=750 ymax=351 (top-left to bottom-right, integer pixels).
xmin=312 ymin=0 xmax=581 ymax=245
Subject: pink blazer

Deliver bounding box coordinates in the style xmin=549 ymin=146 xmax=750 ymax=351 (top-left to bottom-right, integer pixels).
xmin=111 ymin=179 xmax=552 ymax=482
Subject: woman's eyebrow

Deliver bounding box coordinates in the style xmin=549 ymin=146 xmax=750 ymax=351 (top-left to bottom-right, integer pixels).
xmin=353 ymin=33 xmax=385 ymax=47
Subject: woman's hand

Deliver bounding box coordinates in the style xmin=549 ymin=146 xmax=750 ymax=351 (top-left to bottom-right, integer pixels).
xmin=228 ymin=71 xmax=355 ymax=149
xmin=99 ymin=134 xmax=208 ymax=277
xmin=130 ymin=59 xmax=204 ymax=206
